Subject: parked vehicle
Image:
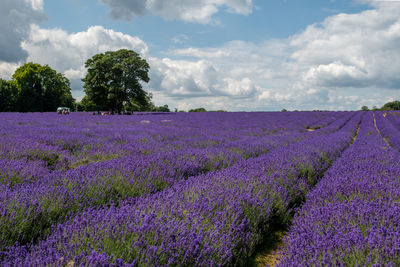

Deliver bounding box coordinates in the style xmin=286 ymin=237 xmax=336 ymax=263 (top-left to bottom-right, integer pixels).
xmin=57 ymin=107 xmax=70 ymax=114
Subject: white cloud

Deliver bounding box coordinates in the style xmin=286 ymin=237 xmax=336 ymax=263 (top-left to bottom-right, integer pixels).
xmin=0 ymin=62 xmax=20 ymax=80
xmin=143 ymin=38 xmax=299 ymax=110
xmin=147 ymin=58 xmax=217 ymax=97
xmin=217 ymin=77 xmax=257 ymax=98
xmin=171 ymin=34 xmax=189 ymax=44
xmin=172 ymin=47 xmax=231 ymax=59
xmin=100 ymin=0 xmax=253 ymax=24
xmin=0 ymin=0 xmax=46 ymax=62
xmin=20 ymin=25 xmax=149 ymax=91
xmin=29 ymin=0 xmax=44 ymax=11
xmin=99 ymin=0 xmax=147 ymax=20
xmin=303 ymin=62 xmax=369 ymax=88
xmin=290 ymin=2 xmax=400 ymax=90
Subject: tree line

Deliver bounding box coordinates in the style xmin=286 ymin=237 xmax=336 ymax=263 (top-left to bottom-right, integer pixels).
xmin=0 ymin=49 xmax=169 ymax=113
xmin=0 ymin=63 xmax=74 ymax=112
xmin=361 ymin=101 xmax=400 ymax=111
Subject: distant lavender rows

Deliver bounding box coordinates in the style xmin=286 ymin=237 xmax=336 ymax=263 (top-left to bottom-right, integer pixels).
xmin=375 ymin=111 xmax=400 ymax=150
xmin=278 ymin=112 xmax=400 ymax=266
xmin=0 ymin=112 xmax=342 ymax=180
xmin=0 ymin=111 xmax=362 ymax=265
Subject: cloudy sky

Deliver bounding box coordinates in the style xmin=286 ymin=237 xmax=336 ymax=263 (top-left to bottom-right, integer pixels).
xmin=1 ymin=0 xmax=399 ymax=111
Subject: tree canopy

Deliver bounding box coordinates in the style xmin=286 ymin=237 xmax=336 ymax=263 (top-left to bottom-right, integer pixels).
xmin=381 ymin=100 xmax=400 ymax=110
xmin=153 ymin=104 xmax=170 ymax=112
xmin=0 ymin=63 xmax=74 ymax=112
xmin=189 ymin=107 xmax=207 ymax=112
xmin=82 ymin=49 xmax=151 ymax=113
xmin=0 ymin=79 xmax=17 ymax=112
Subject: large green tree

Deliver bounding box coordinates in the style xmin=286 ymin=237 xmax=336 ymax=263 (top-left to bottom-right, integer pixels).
xmin=82 ymin=49 xmax=150 ymax=113
xmin=12 ymin=63 xmax=74 ymax=112
xmin=0 ymin=79 xmax=17 ymax=112
xmin=381 ymin=100 xmax=400 ymax=110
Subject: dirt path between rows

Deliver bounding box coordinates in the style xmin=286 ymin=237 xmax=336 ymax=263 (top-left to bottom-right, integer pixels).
xmin=250 ymin=230 xmax=285 ymax=267
xmin=373 ymin=112 xmax=391 ymax=148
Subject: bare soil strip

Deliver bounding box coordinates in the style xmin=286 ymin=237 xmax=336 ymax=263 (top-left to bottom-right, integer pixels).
xmin=352 ymin=122 xmax=361 ymax=144
xmin=250 ymin=229 xmax=286 ymax=267
xmin=373 ymin=112 xmax=391 ymax=147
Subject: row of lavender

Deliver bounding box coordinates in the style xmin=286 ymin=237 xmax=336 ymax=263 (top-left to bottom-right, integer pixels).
xmin=384 ymin=111 xmax=400 ymax=131
xmin=375 ymin=111 xmax=400 ymax=150
xmin=0 ymin=112 xmax=347 ymax=251
xmin=1 ymin=112 xmax=362 ymax=265
xmin=278 ymin=112 xmax=400 ymax=266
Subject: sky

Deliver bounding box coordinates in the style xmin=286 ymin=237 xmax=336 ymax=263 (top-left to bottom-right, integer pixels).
xmin=1 ymin=0 xmax=400 ymax=111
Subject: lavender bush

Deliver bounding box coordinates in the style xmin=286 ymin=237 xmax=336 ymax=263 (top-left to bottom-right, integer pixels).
xmin=279 ymin=112 xmax=400 ymax=266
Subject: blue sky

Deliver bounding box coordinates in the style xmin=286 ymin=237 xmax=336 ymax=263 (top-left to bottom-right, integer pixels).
xmin=40 ymin=0 xmax=370 ymax=55
xmin=1 ymin=0 xmax=399 ymax=111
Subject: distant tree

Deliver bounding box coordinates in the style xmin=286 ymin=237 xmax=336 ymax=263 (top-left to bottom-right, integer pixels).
xmin=74 ymin=101 xmax=85 ymax=112
xmin=154 ymin=104 xmax=170 ymax=112
xmin=281 ymin=108 xmax=288 ymax=112
xmin=361 ymin=106 xmax=369 ymax=111
xmin=12 ymin=63 xmax=74 ymax=112
xmin=189 ymin=107 xmax=207 ymax=112
xmin=371 ymin=105 xmax=379 ymax=111
xmin=381 ymin=100 xmax=400 ymax=110
xmin=123 ymin=92 xmax=155 ymax=112
xmin=80 ymin=95 xmax=99 ymax=111
xmin=82 ymin=49 xmax=150 ymax=114
xmin=141 ymin=92 xmax=156 ymax=111
xmin=0 ymin=79 xmax=17 ymax=112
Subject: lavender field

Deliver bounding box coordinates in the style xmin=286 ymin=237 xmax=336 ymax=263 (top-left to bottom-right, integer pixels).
xmin=0 ymin=111 xmax=399 ymax=266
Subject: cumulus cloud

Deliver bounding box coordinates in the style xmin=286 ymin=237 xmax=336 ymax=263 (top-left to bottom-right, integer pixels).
xmin=0 ymin=0 xmax=46 ymax=62
xmin=290 ymin=2 xmax=400 ymax=90
xmin=20 ymin=25 xmax=149 ymax=91
xmin=302 ymin=62 xmax=370 ymax=88
xmin=99 ymin=0 xmax=147 ymax=20
xmin=0 ymin=62 xmax=20 ymax=80
xmin=142 ymin=38 xmax=298 ymax=111
xmin=147 ymin=58 xmax=217 ymax=97
xmin=100 ymin=0 xmax=253 ymax=24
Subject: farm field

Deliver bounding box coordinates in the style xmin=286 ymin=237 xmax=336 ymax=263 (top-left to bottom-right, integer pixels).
xmin=0 ymin=111 xmax=399 ymax=266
